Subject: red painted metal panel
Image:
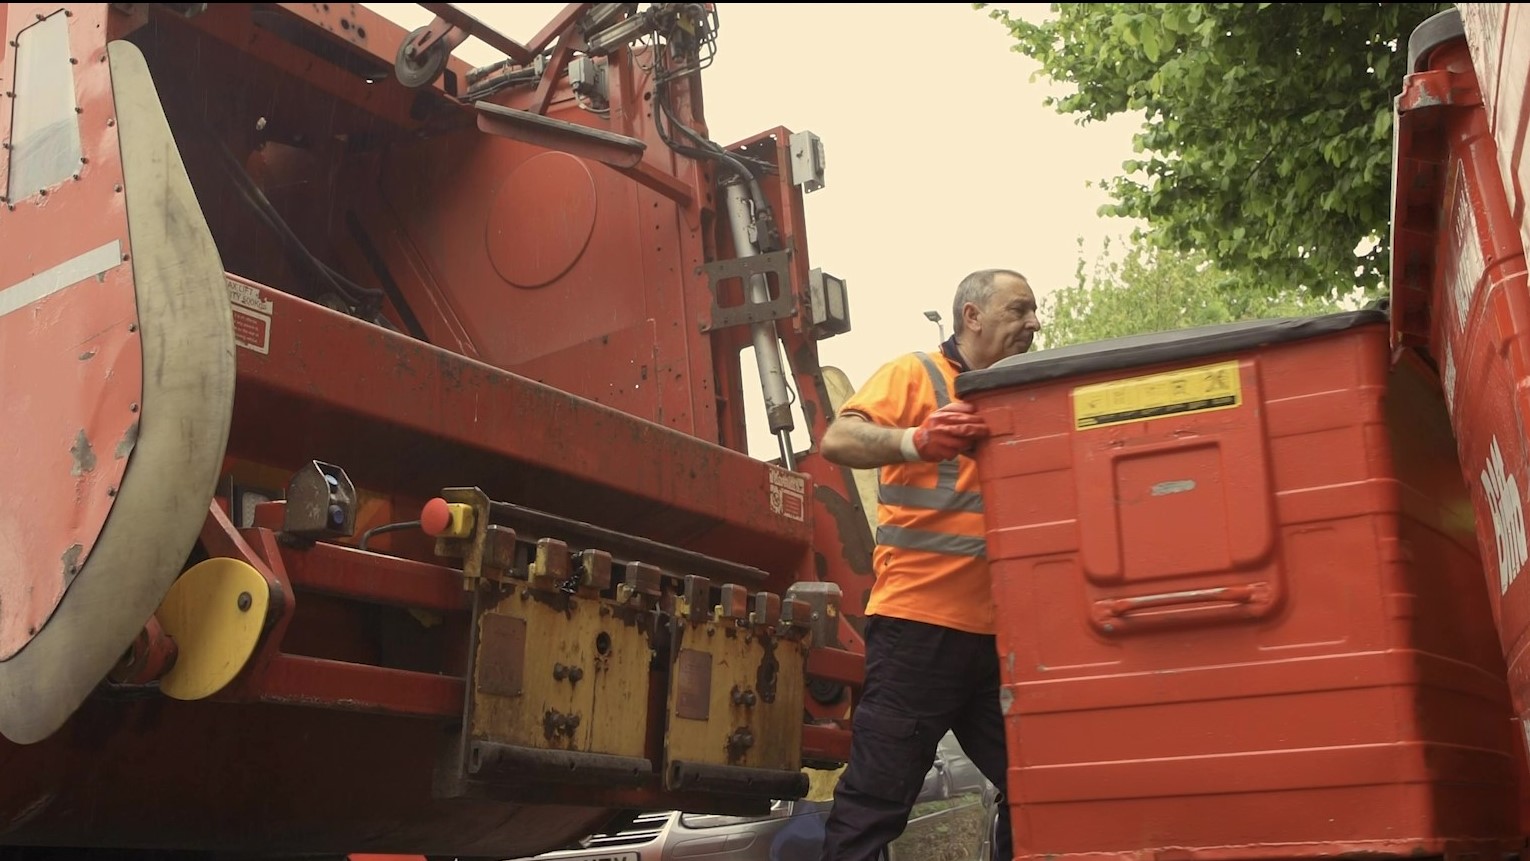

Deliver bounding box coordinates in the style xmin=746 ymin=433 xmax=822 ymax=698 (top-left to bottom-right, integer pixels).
xmin=221 ymin=280 xmax=816 ymax=586
xmin=271 ymin=2 xmax=478 ymax=99
xmin=0 ymin=2 xmax=862 ymax=851
xmin=376 ymin=113 xmax=719 ymax=437
xmin=283 ymin=540 xmax=469 ymax=615
xmin=258 ymin=654 xmax=464 ymax=717
xmin=0 ymin=4 xmax=138 ymax=659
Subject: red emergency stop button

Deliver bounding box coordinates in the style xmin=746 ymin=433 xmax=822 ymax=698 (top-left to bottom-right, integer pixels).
xmin=420 ymin=497 xmax=474 ymax=539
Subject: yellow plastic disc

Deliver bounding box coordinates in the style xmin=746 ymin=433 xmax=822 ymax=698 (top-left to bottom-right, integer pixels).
xmin=156 ymin=558 xmax=270 ymax=701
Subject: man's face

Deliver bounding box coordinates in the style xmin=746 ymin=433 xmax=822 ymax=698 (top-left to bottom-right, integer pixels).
xmin=966 ymin=275 xmax=1041 ymax=369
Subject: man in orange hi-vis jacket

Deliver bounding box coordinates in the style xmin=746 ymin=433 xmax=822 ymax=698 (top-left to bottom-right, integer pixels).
xmin=818 ymin=269 xmax=1041 ymax=861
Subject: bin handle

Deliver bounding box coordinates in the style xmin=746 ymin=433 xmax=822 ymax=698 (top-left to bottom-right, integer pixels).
xmin=1091 ymin=583 xmax=1273 ymax=631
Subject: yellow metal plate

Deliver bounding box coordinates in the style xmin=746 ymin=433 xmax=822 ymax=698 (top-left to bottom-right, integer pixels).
xmin=156 ymin=558 xmax=269 ymax=700
xmin=469 ymin=586 xmax=650 ymax=759
xmin=664 ymin=623 xmax=805 ymax=776
xmin=1072 ymin=360 xmax=1242 ymax=430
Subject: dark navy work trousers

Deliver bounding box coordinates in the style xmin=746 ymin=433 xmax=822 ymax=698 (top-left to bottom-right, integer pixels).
xmin=820 ymin=614 xmax=1014 ymax=861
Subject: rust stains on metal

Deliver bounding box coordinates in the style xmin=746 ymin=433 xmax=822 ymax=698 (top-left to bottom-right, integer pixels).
xmin=541 ymin=708 xmax=581 ymax=744
xmin=61 ymin=544 xmax=82 ymax=581
xmin=600 ymin=600 xmax=647 ymax=632
xmin=69 ymin=430 xmax=97 ymax=476
xmin=755 ymin=638 xmax=779 ymax=705
xmin=725 ymin=727 xmax=754 ymax=764
xmin=115 ymin=421 xmax=139 ymax=460
xmin=525 ymin=586 xmax=574 ymax=615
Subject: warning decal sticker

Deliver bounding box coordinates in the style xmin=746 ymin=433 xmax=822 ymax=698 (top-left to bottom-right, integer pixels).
xmin=1072 ymin=360 xmax=1242 ymax=430
xmin=227 ymin=279 xmax=272 ymax=355
xmin=769 ymin=467 xmax=806 ymax=522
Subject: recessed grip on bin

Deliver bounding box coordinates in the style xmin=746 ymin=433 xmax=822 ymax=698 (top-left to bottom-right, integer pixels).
xmin=1091 ymin=583 xmax=1274 ymax=632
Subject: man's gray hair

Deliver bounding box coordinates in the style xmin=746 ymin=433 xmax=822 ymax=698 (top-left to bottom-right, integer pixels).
xmin=952 ymin=269 xmax=1028 ymax=335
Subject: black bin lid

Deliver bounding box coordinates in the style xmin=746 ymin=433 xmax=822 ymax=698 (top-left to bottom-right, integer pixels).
xmin=955 ymin=309 xmax=1388 ymax=398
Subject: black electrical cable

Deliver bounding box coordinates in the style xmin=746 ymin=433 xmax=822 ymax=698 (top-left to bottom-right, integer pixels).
xmin=202 ymin=124 xmax=387 ymax=311
xmin=650 ymin=22 xmax=776 ymax=230
xmin=358 ymin=520 xmax=423 ymax=552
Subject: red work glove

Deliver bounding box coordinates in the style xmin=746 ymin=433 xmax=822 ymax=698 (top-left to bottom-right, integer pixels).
xmin=900 ymin=402 xmax=990 ymax=462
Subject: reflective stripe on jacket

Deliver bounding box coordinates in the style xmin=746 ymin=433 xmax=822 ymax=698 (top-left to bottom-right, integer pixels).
xmin=875 ymin=351 xmax=988 ymax=559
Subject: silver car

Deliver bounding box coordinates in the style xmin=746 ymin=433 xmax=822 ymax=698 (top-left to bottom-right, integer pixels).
xmin=518 ymin=732 xmax=1000 ymax=861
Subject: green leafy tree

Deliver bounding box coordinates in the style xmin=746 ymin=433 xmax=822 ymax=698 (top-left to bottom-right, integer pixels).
xmin=982 ymin=2 xmax=1450 ymax=297
xmin=1039 ymin=232 xmax=1354 ymax=349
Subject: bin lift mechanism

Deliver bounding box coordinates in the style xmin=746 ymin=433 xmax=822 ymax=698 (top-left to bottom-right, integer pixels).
xmin=392 ymin=2 xmax=844 ymax=470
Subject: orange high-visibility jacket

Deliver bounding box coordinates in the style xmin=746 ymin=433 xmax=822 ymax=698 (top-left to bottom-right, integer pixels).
xmin=840 ymin=349 xmax=994 ymax=635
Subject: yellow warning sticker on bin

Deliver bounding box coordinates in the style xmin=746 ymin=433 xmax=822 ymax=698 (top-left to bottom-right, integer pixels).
xmin=1072 ymin=361 xmax=1242 ymax=430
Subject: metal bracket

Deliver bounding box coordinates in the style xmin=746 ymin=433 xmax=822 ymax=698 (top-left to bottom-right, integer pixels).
xmin=433 ymin=486 xmax=494 ymax=591
xmin=699 ymin=250 xmax=796 ymax=333
xmin=281 ymin=461 xmax=356 ymax=541
xmin=785 ymin=581 xmax=844 ymax=649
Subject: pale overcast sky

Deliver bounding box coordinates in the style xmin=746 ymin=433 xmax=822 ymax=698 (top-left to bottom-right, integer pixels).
xmin=368 ymin=3 xmax=1143 ymax=457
